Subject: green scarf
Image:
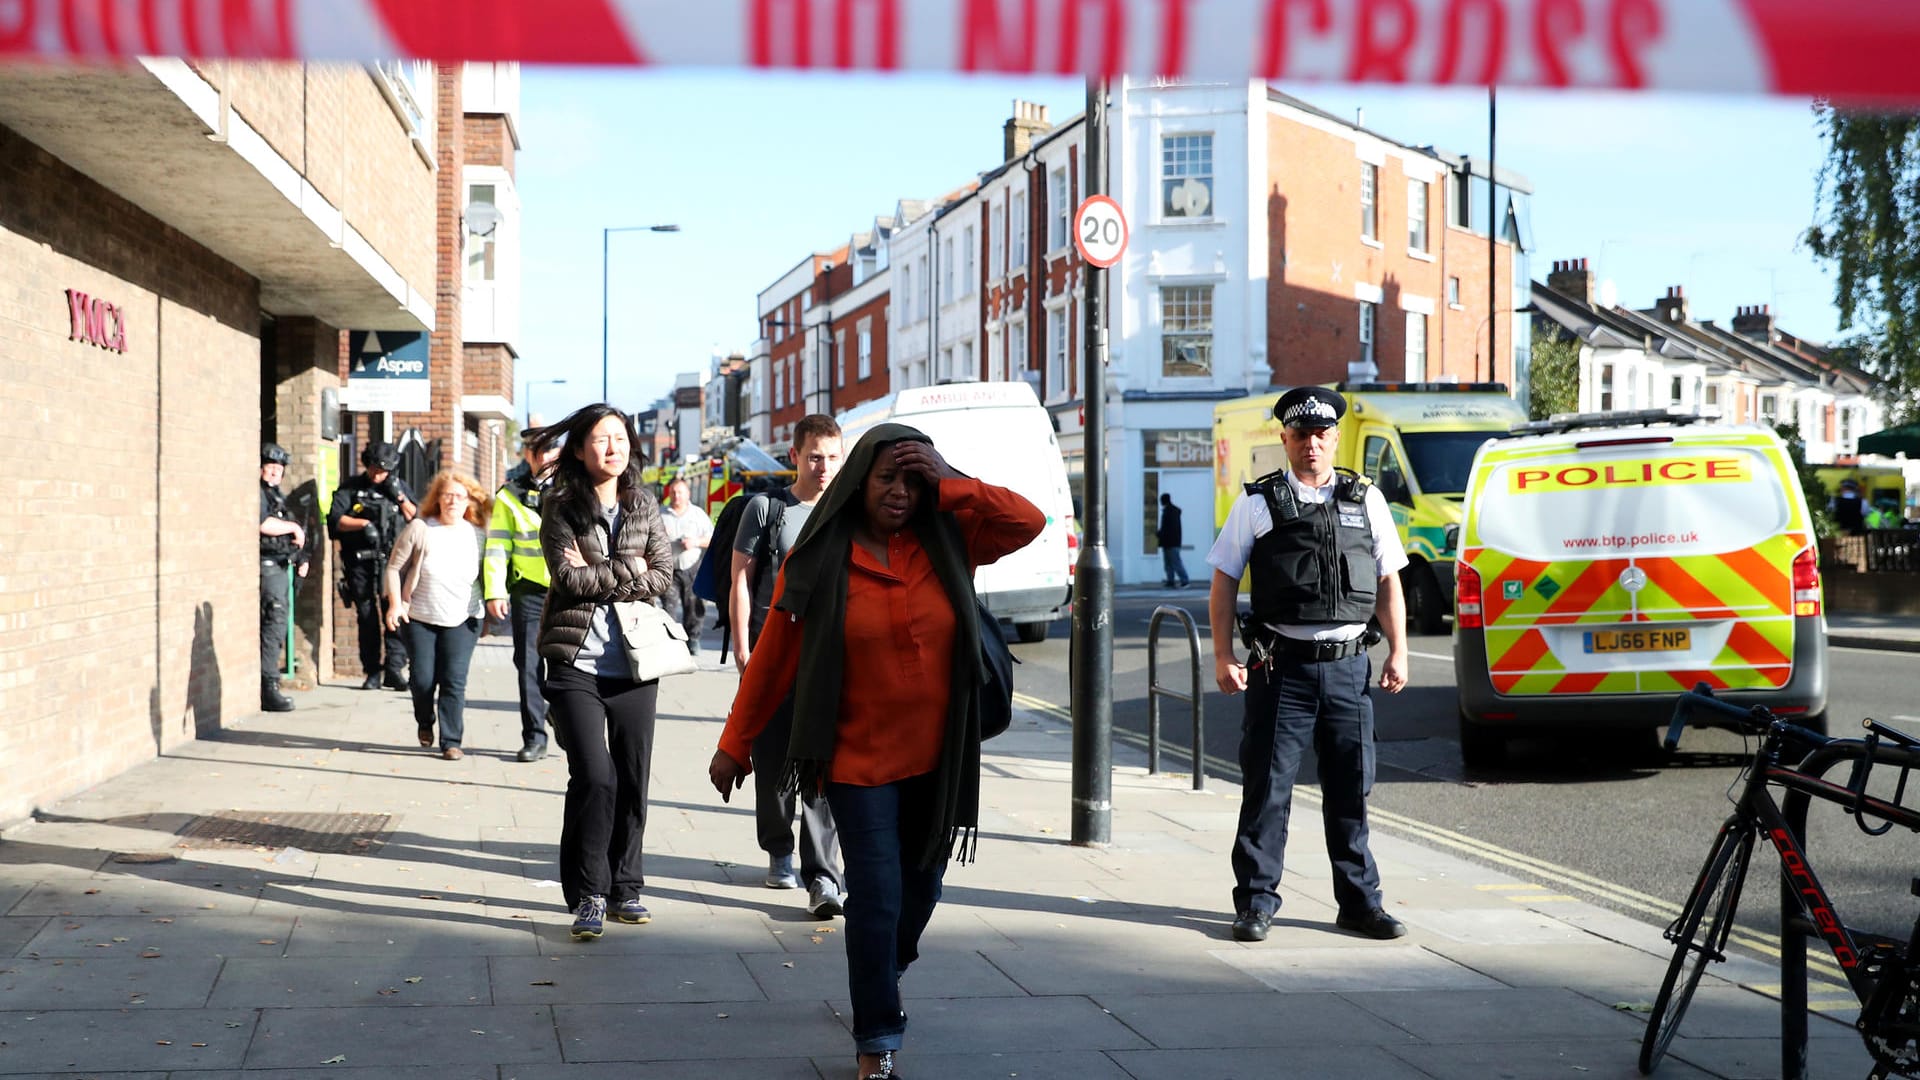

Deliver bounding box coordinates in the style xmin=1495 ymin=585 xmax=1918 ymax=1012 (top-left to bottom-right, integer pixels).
xmin=775 ymin=422 xmax=986 ymax=869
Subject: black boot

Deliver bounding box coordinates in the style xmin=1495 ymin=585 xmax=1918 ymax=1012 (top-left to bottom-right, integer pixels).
xmin=359 ymin=671 xmax=381 ymax=690
xmin=261 ymin=675 xmax=294 ymax=712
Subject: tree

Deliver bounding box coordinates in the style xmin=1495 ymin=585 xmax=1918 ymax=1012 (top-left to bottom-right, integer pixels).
xmin=1804 ymin=106 xmax=1920 ymax=418
xmin=1529 ymin=326 xmax=1581 ymax=420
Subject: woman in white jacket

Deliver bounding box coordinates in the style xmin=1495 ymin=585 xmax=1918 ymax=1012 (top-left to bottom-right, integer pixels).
xmin=385 ymin=470 xmax=491 ymax=760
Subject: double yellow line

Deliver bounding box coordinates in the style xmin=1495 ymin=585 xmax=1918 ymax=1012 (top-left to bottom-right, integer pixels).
xmin=1009 ymin=690 xmax=1855 ymax=996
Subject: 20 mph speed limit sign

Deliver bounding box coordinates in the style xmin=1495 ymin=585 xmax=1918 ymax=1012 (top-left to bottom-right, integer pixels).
xmin=1073 ymin=195 xmax=1128 ymax=269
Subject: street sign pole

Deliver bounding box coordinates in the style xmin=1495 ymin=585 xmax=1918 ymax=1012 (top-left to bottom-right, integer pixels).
xmin=1071 ymin=76 xmax=1113 ymax=847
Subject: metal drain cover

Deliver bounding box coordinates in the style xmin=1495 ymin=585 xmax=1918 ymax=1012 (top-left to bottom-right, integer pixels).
xmin=174 ymin=811 xmax=392 ymax=854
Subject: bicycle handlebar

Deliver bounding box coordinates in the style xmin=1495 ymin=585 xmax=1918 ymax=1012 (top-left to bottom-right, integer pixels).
xmin=1665 ymin=684 xmax=1765 ymax=749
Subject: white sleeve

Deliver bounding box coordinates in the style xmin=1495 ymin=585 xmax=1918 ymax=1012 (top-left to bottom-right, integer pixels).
xmin=1366 ymin=487 xmax=1409 ymax=577
xmin=1207 ymin=492 xmax=1260 ymax=580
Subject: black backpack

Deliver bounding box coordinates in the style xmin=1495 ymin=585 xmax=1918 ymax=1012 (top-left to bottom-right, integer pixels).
xmin=692 ymin=490 xmax=790 ymax=624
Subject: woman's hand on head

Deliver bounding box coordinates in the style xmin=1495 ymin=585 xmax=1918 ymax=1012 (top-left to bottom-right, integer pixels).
xmin=892 ymin=441 xmax=961 ymax=484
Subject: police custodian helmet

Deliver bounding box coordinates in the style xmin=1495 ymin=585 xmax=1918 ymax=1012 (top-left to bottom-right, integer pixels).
xmin=361 ymin=441 xmax=401 ymax=471
xmin=1273 ymin=386 xmax=1346 ymax=429
xmin=261 ymin=442 xmax=291 ymax=466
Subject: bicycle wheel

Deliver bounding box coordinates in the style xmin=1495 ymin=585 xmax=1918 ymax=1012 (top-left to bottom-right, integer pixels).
xmin=1639 ymin=824 xmax=1755 ymax=1074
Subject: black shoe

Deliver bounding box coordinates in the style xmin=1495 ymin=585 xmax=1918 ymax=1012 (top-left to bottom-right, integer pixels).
xmin=516 ymin=741 xmax=547 ymax=763
xmin=382 ymin=672 xmax=408 ymax=691
xmin=1230 ymin=909 xmax=1270 ymax=942
xmin=359 ymin=672 xmax=381 ymax=690
xmin=261 ymin=675 xmax=294 ymax=713
xmin=1336 ymin=907 xmax=1408 ymax=940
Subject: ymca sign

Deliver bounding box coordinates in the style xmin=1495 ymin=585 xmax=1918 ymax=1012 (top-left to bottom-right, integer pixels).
xmin=343 ymin=329 xmax=430 ymax=412
xmin=66 ymin=288 xmax=127 ymax=354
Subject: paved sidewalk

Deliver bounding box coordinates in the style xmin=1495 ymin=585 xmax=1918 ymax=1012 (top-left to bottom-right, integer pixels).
xmin=1825 ymin=611 xmax=1920 ymax=652
xmin=0 ymin=634 xmax=1881 ymax=1079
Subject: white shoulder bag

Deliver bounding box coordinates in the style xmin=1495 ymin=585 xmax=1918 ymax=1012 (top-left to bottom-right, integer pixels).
xmin=613 ymin=600 xmax=698 ymax=682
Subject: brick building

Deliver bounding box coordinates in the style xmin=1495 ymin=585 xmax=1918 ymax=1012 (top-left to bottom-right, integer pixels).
xmin=0 ymin=60 xmax=520 ymax=826
xmin=1106 ymin=80 xmax=1533 ymax=583
xmin=748 ymin=219 xmax=894 ymax=457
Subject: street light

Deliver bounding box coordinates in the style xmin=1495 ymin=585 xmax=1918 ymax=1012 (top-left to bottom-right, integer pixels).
xmin=602 ymin=224 xmax=682 ymax=402
xmin=526 ymin=378 xmax=566 ymax=426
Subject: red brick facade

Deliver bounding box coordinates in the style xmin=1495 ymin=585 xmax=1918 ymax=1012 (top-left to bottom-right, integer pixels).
xmin=1265 ymin=112 xmax=1514 ymax=387
xmin=832 ymin=289 xmax=892 ymax=412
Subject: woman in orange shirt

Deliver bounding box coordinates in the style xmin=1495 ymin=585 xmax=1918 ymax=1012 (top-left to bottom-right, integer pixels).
xmin=710 ymin=423 xmax=1043 ymax=1080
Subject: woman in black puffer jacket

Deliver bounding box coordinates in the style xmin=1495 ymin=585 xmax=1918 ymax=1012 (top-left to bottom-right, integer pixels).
xmin=527 ymin=404 xmax=675 ymax=940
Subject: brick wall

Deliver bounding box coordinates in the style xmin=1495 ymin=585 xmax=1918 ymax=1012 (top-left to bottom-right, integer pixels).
xmin=464 ymin=114 xmax=515 ymax=175
xmin=834 ymin=290 xmax=892 ymax=411
xmin=0 ymin=122 xmax=259 ymax=826
xmin=1264 ymin=113 xmax=1513 ymax=387
xmin=270 ymin=316 xmax=344 ymax=687
xmin=393 ymin=68 xmax=465 ymax=472
xmin=193 ymin=62 xmax=437 ymax=299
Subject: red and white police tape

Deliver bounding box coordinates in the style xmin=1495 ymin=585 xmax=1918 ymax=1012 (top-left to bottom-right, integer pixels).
xmin=4 ymin=0 xmax=1919 ymax=102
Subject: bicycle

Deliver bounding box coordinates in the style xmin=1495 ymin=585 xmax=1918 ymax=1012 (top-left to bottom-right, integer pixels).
xmin=1640 ymin=685 xmax=1920 ymax=1079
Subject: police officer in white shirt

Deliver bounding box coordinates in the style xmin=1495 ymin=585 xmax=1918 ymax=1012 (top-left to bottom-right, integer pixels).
xmin=1206 ymin=386 xmax=1411 ymax=944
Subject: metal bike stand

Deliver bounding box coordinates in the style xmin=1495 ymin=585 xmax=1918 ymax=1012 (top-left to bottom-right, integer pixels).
xmin=1145 ymin=605 xmax=1206 ymax=791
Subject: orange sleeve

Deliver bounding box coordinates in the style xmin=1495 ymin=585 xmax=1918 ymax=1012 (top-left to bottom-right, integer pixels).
xmin=938 ymin=477 xmax=1046 ymax=569
xmin=717 ymin=565 xmax=802 ymax=771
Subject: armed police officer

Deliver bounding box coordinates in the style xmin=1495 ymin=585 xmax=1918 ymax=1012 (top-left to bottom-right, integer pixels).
xmin=328 ymin=441 xmax=417 ymax=690
xmin=260 ymin=443 xmax=310 ymax=712
xmin=1206 ymin=386 xmax=1410 ymax=945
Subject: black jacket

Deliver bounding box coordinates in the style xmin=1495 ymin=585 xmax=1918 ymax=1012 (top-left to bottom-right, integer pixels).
xmin=1157 ymin=503 xmax=1183 ymax=549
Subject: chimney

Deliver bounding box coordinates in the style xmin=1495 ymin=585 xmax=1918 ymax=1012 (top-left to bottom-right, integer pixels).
xmin=1004 ymin=100 xmax=1052 ymax=161
xmin=1654 ymin=285 xmax=1690 ymax=325
xmin=1731 ymin=303 xmax=1776 ymax=343
xmin=1546 ymin=257 xmax=1594 ymax=306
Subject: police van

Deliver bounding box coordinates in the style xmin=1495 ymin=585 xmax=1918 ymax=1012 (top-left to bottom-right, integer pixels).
xmin=1453 ymin=409 xmax=1828 ymax=766
xmin=836 ymin=381 xmax=1076 ymax=642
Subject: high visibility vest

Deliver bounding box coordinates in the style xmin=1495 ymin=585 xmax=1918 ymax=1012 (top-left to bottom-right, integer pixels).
xmin=484 ymin=482 xmax=550 ymax=598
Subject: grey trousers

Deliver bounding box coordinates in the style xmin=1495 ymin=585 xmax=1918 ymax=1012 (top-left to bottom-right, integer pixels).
xmin=750 ymin=696 xmax=844 ymax=890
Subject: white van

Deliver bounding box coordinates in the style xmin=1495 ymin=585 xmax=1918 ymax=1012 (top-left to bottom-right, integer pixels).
xmin=837 ymin=381 xmax=1076 ymax=641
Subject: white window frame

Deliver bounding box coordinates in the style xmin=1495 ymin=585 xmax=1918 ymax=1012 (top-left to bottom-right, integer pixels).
xmin=1008 ymin=316 xmax=1028 ymax=376
xmin=1405 ymin=311 xmax=1427 ymax=381
xmin=1599 ymin=363 xmax=1614 ymax=411
xmin=1045 ymin=304 xmax=1069 ymax=402
xmin=836 ymin=329 xmax=849 ymax=388
xmin=1159 ymin=285 xmax=1214 ymax=379
xmin=858 ymin=321 xmax=873 ymax=380
xmin=1446 ymin=276 xmax=1462 ymax=308
xmin=942 ymin=239 xmax=954 ymax=304
xmin=1360 ymin=163 xmax=1378 ymax=243
xmin=1011 ymin=191 xmax=1028 ymax=268
xmin=961 ymin=226 xmax=975 ymax=297
xmin=1358 ymin=301 xmax=1376 ymax=370
xmin=1407 ymin=179 xmax=1428 ymax=253
xmin=1048 ymin=168 xmax=1069 ymax=252
xmin=1160 ymin=132 xmax=1215 ymax=222
xmin=989 ymin=202 xmax=1004 ymax=280
xmin=987 ymin=325 xmax=1003 ymax=382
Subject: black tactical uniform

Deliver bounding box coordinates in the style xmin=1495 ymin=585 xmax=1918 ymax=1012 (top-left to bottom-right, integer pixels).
xmin=327 ymin=442 xmax=415 ymax=690
xmin=259 ymin=443 xmax=303 ymax=712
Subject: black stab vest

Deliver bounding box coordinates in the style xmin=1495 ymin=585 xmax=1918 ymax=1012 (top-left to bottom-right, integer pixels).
xmin=1246 ymin=468 xmax=1379 ymax=626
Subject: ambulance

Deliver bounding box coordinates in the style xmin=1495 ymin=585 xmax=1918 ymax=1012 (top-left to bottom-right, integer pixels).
xmin=1453 ymin=409 xmax=1828 ymax=766
xmin=1213 ymin=382 xmax=1528 ymax=633
xmin=837 ymin=381 xmax=1076 ymax=642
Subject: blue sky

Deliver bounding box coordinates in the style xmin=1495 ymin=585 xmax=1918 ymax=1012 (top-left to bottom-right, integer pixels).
xmin=515 ymin=70 xmax=1843 ymax=422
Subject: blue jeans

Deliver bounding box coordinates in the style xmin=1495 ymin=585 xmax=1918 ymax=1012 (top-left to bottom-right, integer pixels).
xmin=1161 ymin=545 xmax=1190 ymax=586
xmin=1230 ymin=650 xmax=1381 ymax=919
xmin=405 ymin=617 xmax=480 ymax=748
xmin=825 ymin=772 xmax=946 ymax=1055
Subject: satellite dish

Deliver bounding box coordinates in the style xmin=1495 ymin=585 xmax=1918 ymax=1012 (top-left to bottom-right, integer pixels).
xmin=466 ymin=200 xmax=503 ymax=237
